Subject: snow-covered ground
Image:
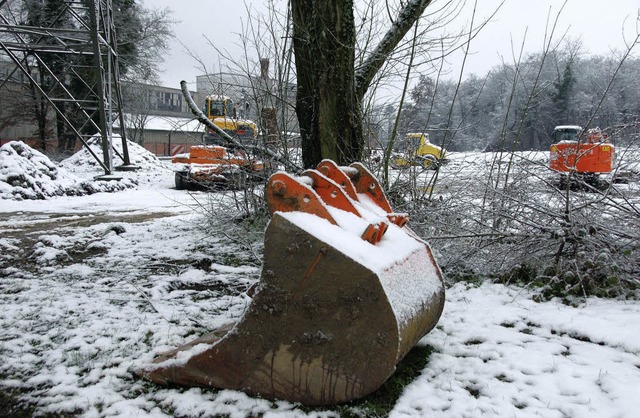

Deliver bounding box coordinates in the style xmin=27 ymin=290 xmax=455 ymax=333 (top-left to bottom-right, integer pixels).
xmin=1 ymin=141 xmax=639 ymax=417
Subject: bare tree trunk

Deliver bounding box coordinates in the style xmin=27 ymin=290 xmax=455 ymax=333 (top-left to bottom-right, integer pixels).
xmin=291 ymin=0 xmax=435 ymax=168
xmin=291 ymin=0 xmax=362 ymax=168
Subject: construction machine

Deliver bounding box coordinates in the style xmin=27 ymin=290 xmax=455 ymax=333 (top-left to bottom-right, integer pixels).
xmin=139 ymin=160 xmax=445 ymax=405
xmin=392 ymin=132 xmax=447 ymax=169
xmin=549 ymin=125 xmax=614 ymax=188
xmin=171 ymin=88 xmax=270 ymax=190
xmin=172 ymin=145 xmax=265 ymax=190
xmin=203 ymin=94 xmax=258 ymax=144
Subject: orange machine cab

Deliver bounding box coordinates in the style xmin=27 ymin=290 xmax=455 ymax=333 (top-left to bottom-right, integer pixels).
xmin=549 ymin=126 xmax=614 ymax=174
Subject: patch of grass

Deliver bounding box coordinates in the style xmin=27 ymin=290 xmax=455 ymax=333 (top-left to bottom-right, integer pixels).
xmin=336 ymin=344 xmax=434 ymax=417
xmin=218 ymin=253 xmax=250 ymax=267
xmin=442 ymin=266 xmax=485 ymax=287
xmin=0 ymin=387 xmax=33 ymax=418
xmin=552 ymin=329 xmax=607 ymax=346
xmin=495 ymin=373 xmax=513 ymax=383
xmin=0 ymin=384 xmax=76 ymax=417
xmin=465 ymin=385 xmax=481 ymax=398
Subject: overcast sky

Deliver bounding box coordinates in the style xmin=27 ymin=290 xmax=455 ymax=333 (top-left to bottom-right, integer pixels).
xmin=140 ymin=0 xmax=640 ymax=90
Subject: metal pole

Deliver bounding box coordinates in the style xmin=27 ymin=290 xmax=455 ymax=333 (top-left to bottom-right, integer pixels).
xmin=89 ymin=0 xmax=112 ymax=176
xmin=106 ymin=1 xmax=113 ymax=164
xmin=106 ymin=0 xmax=135 ymax=168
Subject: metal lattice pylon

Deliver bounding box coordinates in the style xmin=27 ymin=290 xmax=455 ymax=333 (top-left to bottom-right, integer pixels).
xmin=0 ymin=0 xmax=134 ymax=176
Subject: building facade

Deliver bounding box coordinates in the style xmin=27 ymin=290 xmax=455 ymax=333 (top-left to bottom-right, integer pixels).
xmin=1 ymin=57 xmax=300 ymax=156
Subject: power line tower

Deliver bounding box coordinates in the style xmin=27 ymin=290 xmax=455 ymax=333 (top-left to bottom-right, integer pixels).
xmin=0 ymin=0 xmax=135 ymax=178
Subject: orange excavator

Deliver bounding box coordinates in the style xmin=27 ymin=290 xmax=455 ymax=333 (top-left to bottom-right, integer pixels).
xmin=549 ymin=125 xmax=614 ymax=188
xmin=139 ymin=160 xmax=445 ymax=405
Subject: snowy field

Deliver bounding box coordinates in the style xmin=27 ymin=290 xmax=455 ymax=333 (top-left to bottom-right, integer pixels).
xmin=1 ymin=140 xmax=640 ymax=417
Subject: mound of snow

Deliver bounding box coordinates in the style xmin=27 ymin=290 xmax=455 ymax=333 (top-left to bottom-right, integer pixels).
xmin=0 ymin=141 xmax=78 ymax=200
xmin=0 ymin=141 xmax=137 ymax=200
xmin=61 ymin=135 xmax=172 ymax=185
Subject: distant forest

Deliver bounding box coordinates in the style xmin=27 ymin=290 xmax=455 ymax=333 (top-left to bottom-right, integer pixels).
xmin=388 ymin=47 xmax=640 ymax=152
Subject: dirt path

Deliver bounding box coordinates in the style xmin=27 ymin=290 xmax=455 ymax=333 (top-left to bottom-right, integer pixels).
xmin=0 ymin=210 xmax=178 ymax=274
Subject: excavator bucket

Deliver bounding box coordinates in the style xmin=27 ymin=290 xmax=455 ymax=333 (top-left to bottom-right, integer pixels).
xmin=139 ymin=160 xmax=445 ymax=405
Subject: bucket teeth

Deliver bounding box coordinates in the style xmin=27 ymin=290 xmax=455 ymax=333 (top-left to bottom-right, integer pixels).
xmin=138 ymin=160 xmax=445 ymax=405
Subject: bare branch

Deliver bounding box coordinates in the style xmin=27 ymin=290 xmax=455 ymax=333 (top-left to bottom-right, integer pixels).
xmin=355 ymin=0 xmax=433 ymax=99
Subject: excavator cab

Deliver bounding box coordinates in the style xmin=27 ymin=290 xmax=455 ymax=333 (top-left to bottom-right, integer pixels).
xmin=552 ymin=125 xmax=581 ymax=142
xmin=202 ymin=94 xmax=257 ymax=144
xmin=205 ymin=95 xmax=233 ymax=119
xmin=392 ymin=132 xmax=446 ymax=169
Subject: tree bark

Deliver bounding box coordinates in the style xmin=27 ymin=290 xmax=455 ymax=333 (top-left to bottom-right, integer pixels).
xmin=292 ymin=0 xmax=362 ymax=168
xmin=291 ymin=0 xmax=434 ymax=168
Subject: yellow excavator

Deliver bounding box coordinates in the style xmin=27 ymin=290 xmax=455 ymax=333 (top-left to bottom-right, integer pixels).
xmin=170 ymin=92 xmax=264 ymax=190
xmin=392 ymin=132 xmax=447 ymax=169
xmin=202 ymin=94 xmax=258 ymax=144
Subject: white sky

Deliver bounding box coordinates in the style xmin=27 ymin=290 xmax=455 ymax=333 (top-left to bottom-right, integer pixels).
xmin=141 ymin=0 xmax=640 ymax=89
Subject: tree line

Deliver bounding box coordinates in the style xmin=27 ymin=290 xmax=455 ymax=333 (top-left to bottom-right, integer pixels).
xmin=396 ymin=46 xmax=640 ymax=152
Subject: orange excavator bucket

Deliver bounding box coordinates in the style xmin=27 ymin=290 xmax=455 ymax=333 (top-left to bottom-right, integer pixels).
xmin=139 ymin=160 xmax=445 ymax=405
